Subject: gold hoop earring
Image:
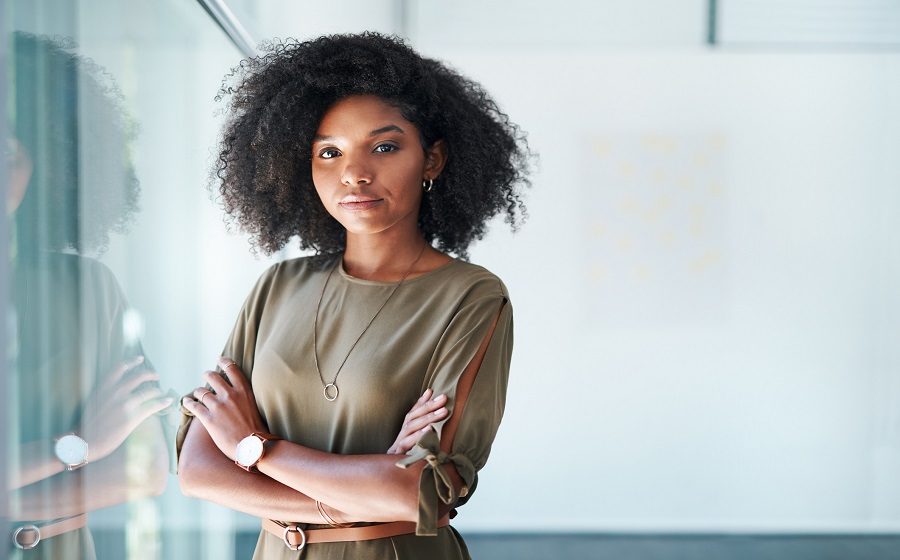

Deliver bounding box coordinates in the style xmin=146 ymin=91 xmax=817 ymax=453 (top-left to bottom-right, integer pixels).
xmin=422 ymin=179 xmax=434 ymax=192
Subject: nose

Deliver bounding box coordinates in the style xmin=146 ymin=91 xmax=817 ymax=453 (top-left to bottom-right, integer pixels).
xmin=340 ymin=158 xmax=372 ymax=187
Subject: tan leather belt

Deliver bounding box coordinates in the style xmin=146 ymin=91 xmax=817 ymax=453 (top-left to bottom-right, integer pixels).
xmin=263 ymin=515 xmax=450 ymax=550
xmin=10 ymin=514 xmax=88 ymax=550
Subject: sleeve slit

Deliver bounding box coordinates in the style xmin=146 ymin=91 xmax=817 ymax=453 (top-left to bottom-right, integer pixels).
xmin=440 ymin=297 xmax=508 ymax=455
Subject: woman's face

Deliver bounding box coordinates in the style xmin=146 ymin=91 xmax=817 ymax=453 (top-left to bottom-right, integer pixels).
xmin=311 ymin=94 xmax=445 ymax=241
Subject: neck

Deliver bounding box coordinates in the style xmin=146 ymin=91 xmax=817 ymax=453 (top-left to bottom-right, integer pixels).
xmin=342 ymin=231 xmax=428 ymax=282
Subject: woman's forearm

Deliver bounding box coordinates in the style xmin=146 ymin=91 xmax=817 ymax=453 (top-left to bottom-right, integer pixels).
xmin=8 ymin=439 xmax=68 ymax=490
xmin=179 ymin=418 xmax=346 ymax=523
xmin=256 ymin=440 xmax=425 ymax=523
xmin=180 ymin=416 xmax=460 ymax=524
xmin=9 ymin=419 xmax=168 ymax=521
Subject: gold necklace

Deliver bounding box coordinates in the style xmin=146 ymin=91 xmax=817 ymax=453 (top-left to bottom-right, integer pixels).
xmin=313 ymin=244 xmax=427 ymax=401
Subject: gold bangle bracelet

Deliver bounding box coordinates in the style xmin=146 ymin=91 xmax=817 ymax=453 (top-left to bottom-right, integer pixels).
xmin=315 ymin=500 xmax=355 ymax=528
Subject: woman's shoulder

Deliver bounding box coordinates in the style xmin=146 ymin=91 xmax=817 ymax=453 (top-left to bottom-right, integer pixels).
xmin=422 ymin=258 xmax=510 ymax=302
xmin=258 ymin=254 xmax=335 ymax=283
xmin=27 ymin=252 xmax=127 ymax=302
xmin=240 ymin=254 xmax=335 ymax=304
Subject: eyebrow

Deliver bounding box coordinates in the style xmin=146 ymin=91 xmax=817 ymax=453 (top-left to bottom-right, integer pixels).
xmin=369 ymin=125 xmax=405 ymax=137
xmin=313 ymin=124 xmax=405 ymax=143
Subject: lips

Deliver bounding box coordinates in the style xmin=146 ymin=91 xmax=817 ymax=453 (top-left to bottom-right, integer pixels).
xmin=339 ymin=195 xmax=383 ymax=212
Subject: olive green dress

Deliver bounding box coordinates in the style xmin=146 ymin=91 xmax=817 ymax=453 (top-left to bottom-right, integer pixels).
xmin=179 ymin=255 xmax=513 ymax=560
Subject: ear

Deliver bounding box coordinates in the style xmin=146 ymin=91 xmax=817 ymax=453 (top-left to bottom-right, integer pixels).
xmin=423 ymin=139 xmax=448 ymax=181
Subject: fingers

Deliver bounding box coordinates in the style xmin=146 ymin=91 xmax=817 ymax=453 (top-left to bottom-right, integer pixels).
xmin=182 ymin=358 xmax=253 ymax=422
xmin=182 ymin=394 xmax=209 ymax=420
xmin=97 ymin=357 xmax=150 ymax=412
xmin=131 ymin=385 xmax=165 ymax=404
xmin=118 ymin=370 xmax=160 ymax=395
xmin=204 ymin=370 xmax=232 ymax=394
xmin=404 ymin=390 xmax=443 ymax=419
xmin=404 ymin=392 xmax=448 ymax=428
xmin=103 ymin=385 xmax=172 ymax=429
xmin=189 ymin=366 xmax=235 ymax=409
xmin=102 ymin=355 xmax=145 ymax=388
xmin=403 ymin=406 xmax=447 ymax=435
xmin=387 ymin=390 xmax=449 ymax=454
xmin=192 ymin=387 xmax=213 ymax=400
xmin=388 ymin=425 xmax=432 ymax=454
xmin=118 ymin=355 xmax=146 ymax=374
xmin=415 ymin=388 xmax=433 ymax=407
xmin=217 ymin=357 xmax=248 ymax=390
xmin=141 ymin=386 xmax=167 ymax=403
xmin=132 ymin=391 xmax=174 ymax=420
xmin=180 ymin=387 xmax=216 ymax=425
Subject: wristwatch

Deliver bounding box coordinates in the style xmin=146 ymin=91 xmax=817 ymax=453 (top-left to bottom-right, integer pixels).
xmin=235 ymin=432 xmax=281 ymax=472
xmin=54 ymin=434 xmax=89 ymax=471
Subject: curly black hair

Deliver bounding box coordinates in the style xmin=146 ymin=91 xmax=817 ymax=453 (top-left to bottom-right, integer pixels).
xmin=12 ymin=32 xmax=140 ymax=257
xmin=213 ymin=32 xmax=531 ymax=258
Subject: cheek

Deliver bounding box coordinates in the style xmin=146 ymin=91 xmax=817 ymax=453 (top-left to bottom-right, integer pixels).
xmin=394 ymin=157 xmax=427 ymax=194
xmin=311 ymin=166 xmax=333 ymax=200
xmin=407 ymin=176 xmax=426 ymax=205
xmin=311 ymin=163 xmax=324 ymax=187
xmin=398 ymin=183 xmax=424 ymax=215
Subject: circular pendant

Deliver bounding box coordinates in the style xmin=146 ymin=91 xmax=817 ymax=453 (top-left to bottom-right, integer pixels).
xmin=323 ymin=383 xmax=339 ymax=401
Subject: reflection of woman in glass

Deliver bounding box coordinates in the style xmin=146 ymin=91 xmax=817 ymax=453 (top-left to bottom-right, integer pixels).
xmin=178 ymin=33 xmax=530 ymax=559
xmin=8 ymin=33 xmax=171 ymax=558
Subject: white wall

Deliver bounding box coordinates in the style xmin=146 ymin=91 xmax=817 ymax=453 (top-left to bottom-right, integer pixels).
xmin=450 ymin=50 xmax=900 ymax=532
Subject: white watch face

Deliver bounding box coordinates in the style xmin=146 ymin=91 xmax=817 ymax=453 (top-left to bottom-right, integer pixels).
xmin=55 ymin=434 xmax=89 ymax=466
xmin=236 ymin=435 xmax=264 ymax=467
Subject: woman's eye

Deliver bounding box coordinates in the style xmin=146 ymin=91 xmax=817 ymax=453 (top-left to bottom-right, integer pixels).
xmin=319 ymin=148 xmax=341 ymax=159
xmin=374 ymin=144 xmax=397 ymax=153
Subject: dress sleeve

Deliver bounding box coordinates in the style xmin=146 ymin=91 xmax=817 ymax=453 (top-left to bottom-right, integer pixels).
xmin=396 ymin=282 xmax=513 ymax=536
xmin=173 ymin=264 xmax=277 ymax=468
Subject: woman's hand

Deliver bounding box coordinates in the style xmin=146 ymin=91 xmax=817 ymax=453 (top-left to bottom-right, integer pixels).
xmin=182 ymin=357 xmax=268 ymax=461
xmin=79 ymin=356 xmax=173 ymax=462
xmin=387 ymin=388 xmax=448 ymax=454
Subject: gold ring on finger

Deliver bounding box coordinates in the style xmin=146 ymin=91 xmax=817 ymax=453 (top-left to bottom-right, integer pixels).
xmin=222 ymin=361 xmax=237 ymax=371
xmin=199 ymin=390 xmax=213 ymax=407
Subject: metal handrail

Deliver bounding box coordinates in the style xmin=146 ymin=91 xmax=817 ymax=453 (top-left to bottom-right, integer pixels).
xmin=195 ymin=0 xmax=259 ymax=57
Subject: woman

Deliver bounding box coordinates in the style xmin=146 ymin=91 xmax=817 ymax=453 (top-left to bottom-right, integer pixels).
xmin=178 ymin=33 xmax=530 ymax=559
